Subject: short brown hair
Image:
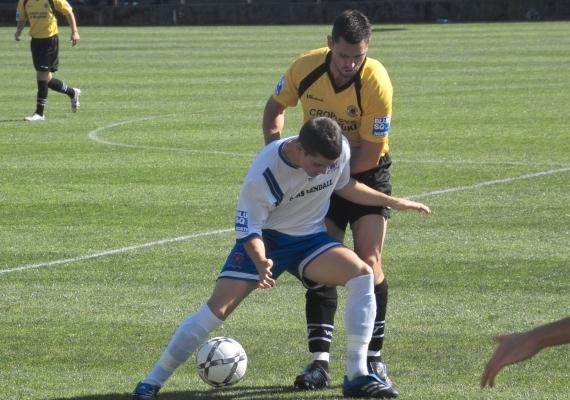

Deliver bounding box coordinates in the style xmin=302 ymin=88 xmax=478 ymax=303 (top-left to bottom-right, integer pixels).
xmin=331 ymin=10 xmax=371 ymax=44
xmin=298 ymin=117 xmax=342 ymax=160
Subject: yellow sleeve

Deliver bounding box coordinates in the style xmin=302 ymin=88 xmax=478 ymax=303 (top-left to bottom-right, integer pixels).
xmin=52 ymin=0 xmax=73 ymax=15
xmin=271 ymin=56 xmax=303 ymax=108
xmin=359 ymin=60 xmax=393 ymax=144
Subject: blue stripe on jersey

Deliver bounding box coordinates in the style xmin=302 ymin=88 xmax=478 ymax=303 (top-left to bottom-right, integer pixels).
xmin=262 ymin=168 xmax=284 ymax=206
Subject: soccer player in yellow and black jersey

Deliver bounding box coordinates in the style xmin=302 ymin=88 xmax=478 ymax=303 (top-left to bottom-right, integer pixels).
xmin=263 ymin=10 xmax=398 ymax=397
xmin=15 ymin=0 xmax=81 ymax=121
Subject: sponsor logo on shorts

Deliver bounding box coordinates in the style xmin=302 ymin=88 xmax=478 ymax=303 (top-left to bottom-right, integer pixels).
xmin=373 ymin=116 xmax=391 ymax=137
xmin=274 ymin=75 xmax=285 ymax=96
xmin=235 ymin=210 xmax=248 ymax=232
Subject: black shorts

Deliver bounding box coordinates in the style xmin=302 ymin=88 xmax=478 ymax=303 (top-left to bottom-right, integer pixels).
xmin=327 ymin=154 xmax=392 ymax=231
xmin=31 ymin=36 xmax=59 ymax=72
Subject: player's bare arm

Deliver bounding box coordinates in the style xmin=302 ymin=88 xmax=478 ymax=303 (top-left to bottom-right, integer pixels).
xmin=481 ymin=317 xmax=570 ymax=388
xmin=350 ymin=138 xmax=384 ymax=174
xmin=242 ymin=236 xmax=275 ymax=289
xmin=262 ymin=96 xmax=287 ymax=145
xmin=14 ymin=19 xmax=26 ymax=41
xmin=65 ymin=11 xmax=80 ymax=46
xmin=336 ymin=178 xmax=431 ymax=214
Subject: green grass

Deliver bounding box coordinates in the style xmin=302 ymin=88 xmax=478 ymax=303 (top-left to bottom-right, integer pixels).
xmin=1 ymin=22 xmax=569 ymax=399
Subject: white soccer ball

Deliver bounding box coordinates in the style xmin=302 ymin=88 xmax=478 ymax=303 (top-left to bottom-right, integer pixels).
xmin=196 ymin=336 xmax=247 ymax=387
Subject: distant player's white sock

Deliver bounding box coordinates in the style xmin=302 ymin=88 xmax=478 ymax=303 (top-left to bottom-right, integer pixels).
xmin=344 ymin=274 xmax=376 ymax=380
xmin=144 ymin=304 xmax=223 ymax=386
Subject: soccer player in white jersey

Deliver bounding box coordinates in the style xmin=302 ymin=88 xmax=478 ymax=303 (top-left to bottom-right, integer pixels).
xmin=132 ymin=117 xmax=430 ymax=399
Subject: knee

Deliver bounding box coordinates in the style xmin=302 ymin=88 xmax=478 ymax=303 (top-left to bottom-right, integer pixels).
xmin=205 ymin=301 xmax=231 ymax=321
xmin=362 ymin=252 xmax=381 ymax=270
xmin=355 ymin=262 xmax=374 ymax=278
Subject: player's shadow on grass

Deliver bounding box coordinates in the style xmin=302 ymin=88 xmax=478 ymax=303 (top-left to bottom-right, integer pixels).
xmin=0 ymin=118 xmax=25 ymax=123
xmin=49 ymin=384 xmax=344 ymax=399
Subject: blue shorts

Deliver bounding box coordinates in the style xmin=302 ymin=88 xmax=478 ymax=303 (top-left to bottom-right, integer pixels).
xmin=218 ymin=230 xmax=343 ymax=289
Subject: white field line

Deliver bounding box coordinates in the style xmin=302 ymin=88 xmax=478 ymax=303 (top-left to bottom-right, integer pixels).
xmin=2 ymin=119 xmax=569 ymax=275
xmin=87 ymin=116 xmax=569 ymax=166
xmin=0 ymin=229 xmax=232 ymax=275
xmin=407 ymin=166 xmax=570 ymax=200
xmin=3 ymin=165 xmax=569 ymax=275
xmin=87 ymin=116 xmax=254 ymax=158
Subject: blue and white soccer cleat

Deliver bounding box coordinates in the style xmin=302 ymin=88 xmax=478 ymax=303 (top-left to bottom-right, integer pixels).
xmin=131 ymin=381 xmax=160 ymax=400
xmin=342 ymin=374 xmax=398 ymax=398
xmin=293 ymin=360 xmax=332 ymax=390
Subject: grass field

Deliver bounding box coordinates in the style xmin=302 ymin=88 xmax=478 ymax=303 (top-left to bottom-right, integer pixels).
xmin=1 ymin=21 xmax=569 ymax=400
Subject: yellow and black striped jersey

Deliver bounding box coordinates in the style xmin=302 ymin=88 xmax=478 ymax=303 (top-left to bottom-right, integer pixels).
xmin=272 ymin=47 xmax=393 ymax=156
xmin=16 ymin=0 xmax=73 ymax=39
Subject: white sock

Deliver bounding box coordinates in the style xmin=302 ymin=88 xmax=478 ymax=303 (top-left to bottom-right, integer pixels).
xmin=312 ymin=351 xmax=330 ymax=362
xmin=144 ymin=304 xmax=223 ymax=386
xmin=344 ymin=274 xmax=376 ymax=380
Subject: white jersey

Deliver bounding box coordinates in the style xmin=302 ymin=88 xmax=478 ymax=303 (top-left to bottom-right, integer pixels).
xmin=235 ymin=136 xmax=351 ymax=240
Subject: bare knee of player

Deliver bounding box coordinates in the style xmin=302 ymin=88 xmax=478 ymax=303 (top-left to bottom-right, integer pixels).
xmin=206 ymin=278 xmax=256 ymax=321
xmin=362 ymin=251 xmax=385 ymax=283
xmin=345 ymin=259 xmax=373 ymax=283
xmin=37 ymin=71 xmax=51 ymax=81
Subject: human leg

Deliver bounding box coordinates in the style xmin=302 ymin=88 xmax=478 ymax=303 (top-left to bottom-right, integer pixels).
xmin=28 ymin=37 xmax=56 ymax=119
xmin=293 ymin=285 xmax=337 ymax=390
xmin=46 ymin=74 xmax=80 ymax=112
xmin=352 ymin=214 xmax=388 ymax=349
xmin=47 ymin=76 xmax=75 ymax=97
xmin=26 ymin=71 xmax=50 ymax=120
xmin=352 ymin=214 xmax=397 ymax=389
xmin=133 ymin=278 xmax=257 ymax=398
xmin=303 ymin=246 xmax=374 ymax=378
xmin=47 ymin=76 xmax=80 ymax=112
xmin=303 ymin=246 xmax=397 ymax=398
xmin=295 ymin=197 xmax=350 ymax=390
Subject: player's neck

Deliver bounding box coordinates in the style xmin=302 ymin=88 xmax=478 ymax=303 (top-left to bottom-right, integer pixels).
xmin=282 ymin=139 xmax=301 ymax=168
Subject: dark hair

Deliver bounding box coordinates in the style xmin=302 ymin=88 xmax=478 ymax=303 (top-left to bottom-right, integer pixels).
xmin=298 ymin=117 xmax=343 ymax=160
xmin=331 ymin=10 xmax=371 ymax=44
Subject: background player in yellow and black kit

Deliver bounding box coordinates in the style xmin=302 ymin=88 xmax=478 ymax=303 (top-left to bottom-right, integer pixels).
xmin=263 ymin=10 xmax=398 ymax=397
xmin=15 ymin=0 xmax=81 ymax=121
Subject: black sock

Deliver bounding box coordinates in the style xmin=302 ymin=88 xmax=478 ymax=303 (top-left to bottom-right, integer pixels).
xmin=369 ymin=279 xmax=388 ymax=355
xmin=48 ymin=78 xmax=75 ymax=98
xmin=305 ymin=285 xmax=337 ymax=354
xmin=35 ymin=80 xmax=48 ymax=116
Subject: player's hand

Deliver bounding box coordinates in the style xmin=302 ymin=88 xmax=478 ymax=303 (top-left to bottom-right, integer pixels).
xmin=480 ymin=333 xmax=540 ymax=388
xmin=15 ymin=31 xmax=21 ymax=41
xmin=70 ymin=31 xmax=80 ymax=46
xmin=256 ymin=258 xmax=275 ymax=289
xmin=401 ymin=199 xmax=431 ymax=214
